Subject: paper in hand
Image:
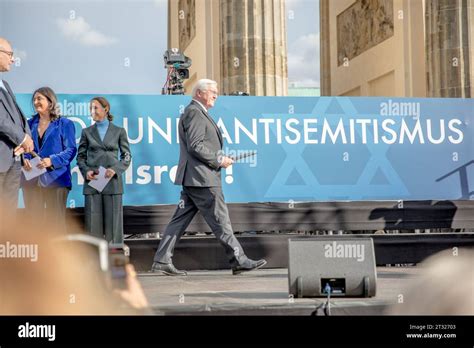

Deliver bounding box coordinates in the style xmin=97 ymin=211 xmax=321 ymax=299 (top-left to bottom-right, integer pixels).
xmin=21 ymin=156 xmax=47 ymax=181
xmin=87 ymin=166 xmax=112 ymax=193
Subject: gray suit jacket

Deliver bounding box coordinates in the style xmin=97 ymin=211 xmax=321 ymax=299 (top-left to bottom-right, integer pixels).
xmin=0 ymin=80 xmax=31 ymax=172
xmin=175 ymin=100 xmax=223 ymax=187
xmin=76 ymin=122 xmax=131 ymax=195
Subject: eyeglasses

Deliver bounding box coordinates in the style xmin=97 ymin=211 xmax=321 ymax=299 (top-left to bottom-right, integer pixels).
xmin=205 ymin=89 xmax=219 ymax=96
xmin=0 ymin=49 xmax=14 ymax=59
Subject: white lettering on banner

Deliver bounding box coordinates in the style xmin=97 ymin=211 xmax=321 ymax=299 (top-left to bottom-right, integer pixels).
xmin=381 ymin=119 xmax=398 ymax=144
xmin=68 ymin=116 xmax=465 ymax=146
xmin=356 ymin=119 xmax=371 ymax=143
xmin=136 ymin=165 xmax=152 ymax=184
xmin=125 ymin=160 xmax=133 ymax=184
xmin=285 ymin=118 xmax=301 ymax=144
xmin=216 ymin=118 xmax=233 ymax=144
xmin=448 ymin=119 xmax=464 ymax=144
xmin=135 ymin=164 xmax=178 ymax=184
xmin=123 ymin=117 xmax=144 ymax=144
xmin=303 ymin=119 xmax=318 ymax=144
xmin=349 ymin=119 xmax=356 ymax=143
xmin=176 ymin=117 xmax=180 ymax=144
xmin=148 ymin=117 xmax=172 ymax=144
xmin=373 ymin=119 xmax=379 ymax=144
xmin=400 ymin=120 xmax=425 ymax=144
xmin=322 ymin=118 xmax=347 ymax=144
xmin=259 ymin=118 xmax=275 ymax=144
xmin=71 ymin=166 xmax=84 ymax=185
xmin=73 ymin=162 xmax=180 ymax=186
xmin=235 ymin=118 xmax=257 ymax=144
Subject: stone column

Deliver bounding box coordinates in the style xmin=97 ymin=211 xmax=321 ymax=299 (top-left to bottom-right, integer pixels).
xmin=425 ymin=0 xmax=473 ymax=97
xmin=220 ymin=0 xmax=288 ymax=96
xmin=319 ymin=0 xmax=331 ymax=96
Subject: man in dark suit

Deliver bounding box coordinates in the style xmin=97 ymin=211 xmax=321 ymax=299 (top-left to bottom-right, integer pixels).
xmin=0 ymin=37 xmax=34 ymax=222
xmin=151 ymin=79 xmax=266 ymax=276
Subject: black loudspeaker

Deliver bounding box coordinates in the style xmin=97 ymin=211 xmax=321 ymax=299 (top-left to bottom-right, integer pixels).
xmin=288 ymin=237 xmax=377 ymax=298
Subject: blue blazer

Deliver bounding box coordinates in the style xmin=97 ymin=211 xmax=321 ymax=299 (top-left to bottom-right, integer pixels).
xmin=22 ymin=115 xmax=77 ymax=188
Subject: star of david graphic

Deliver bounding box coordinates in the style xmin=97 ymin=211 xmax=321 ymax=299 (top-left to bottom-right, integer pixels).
xmin=263 ymin=98 xmax=410 ymax=201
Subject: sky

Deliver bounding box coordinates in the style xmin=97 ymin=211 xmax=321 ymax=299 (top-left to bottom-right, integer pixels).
xmin=0 ymin=0 xmax=320 ymax=94
xmin=286 ymin=0 xmax=320 ymax=88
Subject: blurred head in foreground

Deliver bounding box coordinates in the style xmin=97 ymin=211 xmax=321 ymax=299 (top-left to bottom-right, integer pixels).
xmin=386 ymin=248 xmax=474 ymax=315
xmin=0 ymin=203 xmax=149 ymax=315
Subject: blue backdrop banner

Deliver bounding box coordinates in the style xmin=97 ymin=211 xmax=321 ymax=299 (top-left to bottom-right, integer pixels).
xmin=16 ymin=95 xmax=474 ymax=207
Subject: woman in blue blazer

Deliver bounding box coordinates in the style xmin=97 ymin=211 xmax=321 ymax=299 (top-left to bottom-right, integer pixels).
xmin=21 ymin=87 xmax=77 ymax=230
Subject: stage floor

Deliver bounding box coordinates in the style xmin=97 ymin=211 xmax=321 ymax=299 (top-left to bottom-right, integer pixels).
xmin=138 ymin=266 xmax=419 ymax=315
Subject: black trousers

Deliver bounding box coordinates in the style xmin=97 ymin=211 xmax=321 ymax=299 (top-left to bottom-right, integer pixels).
xmin=153 ymin=186 xmax=248 ymax=267
xmin=0 ymin=161 xmax=21 ymax=227
xmin=23 ymin=184 xmax=70 ymax=232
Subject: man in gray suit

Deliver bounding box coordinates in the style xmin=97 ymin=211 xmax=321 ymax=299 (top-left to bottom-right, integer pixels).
xmin=0 ymin=37 xmax=34 ymax=221
xmin=151 ymin=79 xmax=266 ymax=276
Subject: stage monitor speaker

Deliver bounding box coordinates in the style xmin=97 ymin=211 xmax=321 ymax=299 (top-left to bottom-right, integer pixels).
xmin=288 ymin=237 xmax=377 ymax=298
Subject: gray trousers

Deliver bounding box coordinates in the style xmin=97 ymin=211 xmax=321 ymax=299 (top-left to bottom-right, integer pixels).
xmin=153 ymin=186 xmax=248 ymax=267
xmin=23 ymin=185 xmax=69 ymax=232
xmin=0 ymin=161 xmax=21 ymax=226
xmin=84 ymin=194 xmax=123 ymax=244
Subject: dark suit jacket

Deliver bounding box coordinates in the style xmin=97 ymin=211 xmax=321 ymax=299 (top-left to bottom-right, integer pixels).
xmin=0 ymin=80 xmax=31 ymax=172
xmin=22 ymin=115 xmax=77 ymax=188
xmin=175 ymin=100 xmax=223 ymax=187
xmin=76 ymin=121 xmax=131 ymax=195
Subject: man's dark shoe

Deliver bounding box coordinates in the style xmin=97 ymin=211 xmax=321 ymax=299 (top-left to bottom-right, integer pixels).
xmin=151 ymin=262 xmax=187 ymax=276
xmin=232 ymin=259 xmax=267 ymax=275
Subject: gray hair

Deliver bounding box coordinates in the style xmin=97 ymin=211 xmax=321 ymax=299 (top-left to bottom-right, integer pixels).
xmin=192 ymin=79 xmax=217 ymax=97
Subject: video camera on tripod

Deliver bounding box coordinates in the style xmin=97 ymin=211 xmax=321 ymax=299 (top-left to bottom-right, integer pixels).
xmin=162 ymin=48 xmax=192 ymax=95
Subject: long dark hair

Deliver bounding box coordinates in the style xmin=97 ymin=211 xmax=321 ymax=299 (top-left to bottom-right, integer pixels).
xmin=90 ymin=96 xmax=114 ymax=121
xmin=32 ymin=87 xmax=60 ymax=121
